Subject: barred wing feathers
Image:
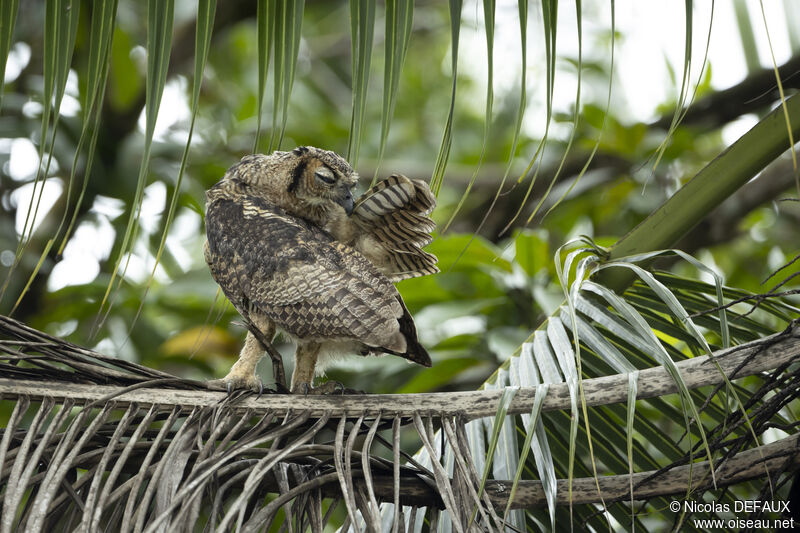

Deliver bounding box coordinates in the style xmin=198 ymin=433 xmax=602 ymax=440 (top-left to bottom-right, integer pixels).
xmin=205 ymin=197 xmax=432 ymax=366
xmin=351 ymin=175 xmax=439 ymax=282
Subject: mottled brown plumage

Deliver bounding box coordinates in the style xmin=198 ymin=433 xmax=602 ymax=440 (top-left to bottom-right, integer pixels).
xmin=204 ymin=147 xmax=437 ymax=392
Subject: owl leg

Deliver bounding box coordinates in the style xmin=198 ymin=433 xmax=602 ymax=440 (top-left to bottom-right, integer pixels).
xmin=291 ymin=342 xmax=321 ymax=393
xmin=212 ymin=317 xmax=280 ymax=392
xmin=246 ymin=321 xmax=287 ymax=390
xmin=290 ymin=343 xmax=362 ymax=394
xmin=212 ymin=331 xmax=268 ymax=392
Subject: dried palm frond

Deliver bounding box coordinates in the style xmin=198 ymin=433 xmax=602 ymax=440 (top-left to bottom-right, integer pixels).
xmin=1 ymin=314 xmax=799 ymax=532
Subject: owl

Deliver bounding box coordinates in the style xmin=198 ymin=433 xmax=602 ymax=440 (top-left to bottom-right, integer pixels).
xmin=204 ymin=147 xmax=438 ymax=393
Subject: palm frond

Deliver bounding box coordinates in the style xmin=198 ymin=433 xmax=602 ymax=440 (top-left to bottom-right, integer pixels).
xmin=376 ymin=240 xmax=800 ymax=531
xmin=95 ymin=0 xmax=176 ymax=334
xmin=0 ymin=0 xmax=19 ymax=109
xmin=600 ymin=91 xmax=800 ymax=292
xmin=1 ymin=309 xmax=798 ymax=531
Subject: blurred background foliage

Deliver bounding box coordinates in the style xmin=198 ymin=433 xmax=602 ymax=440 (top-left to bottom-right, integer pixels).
xmin=0 ymin=0 xmax=798 ymax=396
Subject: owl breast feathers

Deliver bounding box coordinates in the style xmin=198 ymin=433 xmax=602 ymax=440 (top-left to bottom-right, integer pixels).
xmin=204 ymin=147 xmax=438 ymax=390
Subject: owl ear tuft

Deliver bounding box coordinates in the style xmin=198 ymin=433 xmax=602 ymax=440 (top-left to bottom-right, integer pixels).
xmin=292 ymin=146 xmax=310 ymax=156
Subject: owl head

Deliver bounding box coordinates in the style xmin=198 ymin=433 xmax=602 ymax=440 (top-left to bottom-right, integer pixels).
xmin=283 ymin=146 xmax=358 ymax=214
xmin=222 ymin=146 xmax=359 ymax=220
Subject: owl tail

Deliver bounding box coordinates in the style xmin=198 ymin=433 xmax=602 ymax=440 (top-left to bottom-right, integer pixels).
xmin=381 ymin=296 xmax=432 ymax=367
xmin=398 ymin=319 xmax=433 ymax=367
xmin=351 ymin=175 xmax=439 ymax=282
xmin=367 ymin=296 xmax=431 ymax=367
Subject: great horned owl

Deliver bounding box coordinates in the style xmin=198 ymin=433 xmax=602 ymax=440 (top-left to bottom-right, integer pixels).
xmin=204 ymin=146 xmax=438 ymax=393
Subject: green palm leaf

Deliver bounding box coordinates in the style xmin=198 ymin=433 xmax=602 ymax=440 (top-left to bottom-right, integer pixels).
xmin=346 ymin=0 xmax=375 ymax=168
xmin=430 ymin=0 xmax=463 ymax=196
xmin=0 ymin=0 xmax=19 ymax=109
xmin=95 ymin=0 xmax=175 ymax=333
xmin=269 ymin=0 xmax=305 ymax=151
xmin=373 ymin=0 xmax=413 ymax=183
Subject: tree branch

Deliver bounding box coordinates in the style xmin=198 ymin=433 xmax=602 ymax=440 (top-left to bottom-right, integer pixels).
xmin=331 ymin=432 xmax=800 ymax=510
xmin=653 ymin=54 xmax=800 ymax=130
xmin=677 ymin=155 xmax=799 ymax=253
xmin=1 ymin=315 xmax=797 ymax=419
xmin=2 ymin=315 xmax=798 ymax=527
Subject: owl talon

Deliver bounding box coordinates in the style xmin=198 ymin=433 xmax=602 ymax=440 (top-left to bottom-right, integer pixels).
xmin=208 ymin=374 xmax=263 ymax=394
xmin=290 ymin=382 xmax=313 ymax=395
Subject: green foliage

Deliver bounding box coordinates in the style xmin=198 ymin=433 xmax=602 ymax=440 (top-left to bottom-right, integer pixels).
xmin=1 ymin=1 xmax=799 ymax=530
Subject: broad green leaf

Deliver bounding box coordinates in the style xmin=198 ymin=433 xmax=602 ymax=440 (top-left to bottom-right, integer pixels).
xmin=108 ymin=27 xmax=142 ymax=109
xmin=513 ymin=229 xmax=549 ymax=277
xmin=396 ymin=357 xmax=482 ymax=393
xmin=427 ymin=234 xmax=512 ymax=273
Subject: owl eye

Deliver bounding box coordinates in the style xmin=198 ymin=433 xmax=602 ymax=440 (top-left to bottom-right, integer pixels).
xmin=315 ymin=167 xmax=336 ymax=185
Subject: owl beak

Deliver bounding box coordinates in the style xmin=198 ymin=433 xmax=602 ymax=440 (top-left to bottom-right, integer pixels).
xmin=338 ymin=189 xmax=354 ymax=215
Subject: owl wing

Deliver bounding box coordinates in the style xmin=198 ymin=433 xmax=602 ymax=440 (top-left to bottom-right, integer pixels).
xmin=350 ymin=175 xmax=439 ymax=282
xmin=205 ymin=196 xmax=420 ymax=357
